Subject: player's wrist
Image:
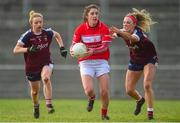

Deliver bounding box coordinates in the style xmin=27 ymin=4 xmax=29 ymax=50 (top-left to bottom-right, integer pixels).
xmin=59 ymin=46 xmax=67 ymax=58
xmin=27 ymin=48 xmax=29 ymax=52
xmin=91 ymin=48 xmax=95 ymax=54
xmin=60 ymin=46 xmax=65 ymax=51
xmin=27 ymin=45 xmax=38 ymax=53
xmin=117 ymin=30 xmax=122 ymax=36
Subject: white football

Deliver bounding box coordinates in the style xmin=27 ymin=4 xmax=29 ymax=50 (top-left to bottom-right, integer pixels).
xmin=71 ymin=43 xmax=87 ymax=58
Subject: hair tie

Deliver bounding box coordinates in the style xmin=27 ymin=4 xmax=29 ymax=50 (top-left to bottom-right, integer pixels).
xmin=126 ymin=15 xmax=137 ymax=24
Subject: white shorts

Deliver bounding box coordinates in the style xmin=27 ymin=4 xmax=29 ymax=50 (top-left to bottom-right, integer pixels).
xmin=79 ymin=60 xmax=110 ymax=77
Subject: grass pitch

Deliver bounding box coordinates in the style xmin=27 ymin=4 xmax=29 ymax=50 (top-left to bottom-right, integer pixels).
xmin=0 ymin=99 xmax=179 ymax=122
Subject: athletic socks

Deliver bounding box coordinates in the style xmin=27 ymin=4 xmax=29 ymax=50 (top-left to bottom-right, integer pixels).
xmin=101 ymin=108 xmax=107 ymax=116
xmin=147 ymin=108 xmax=154 ymax=120
xmin=33 ymin=104 xmax=39 ymax=118
xmin=45 ymin=99 xmax=55 ymax=114
xmin=101 ymin=108 xmax=110 ymax=120
xmin=45 ymin=99 xmax=52 ymax=105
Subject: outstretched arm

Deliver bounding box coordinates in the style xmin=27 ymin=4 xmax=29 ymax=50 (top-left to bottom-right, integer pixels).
xmin=110 ymin=26 xmax=138 ymax=43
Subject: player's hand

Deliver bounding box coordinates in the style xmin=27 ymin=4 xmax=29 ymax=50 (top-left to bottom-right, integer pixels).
xmin=87 ymin=48 xmax=94 ymax=55
xmin=110 ymin=26 xmax=123 ymax=39
xmin=70 ymin=50 xmax=75 ymax=58
xmin=110 ymin=26 xmax=120 ymax=33
xmin=27 ymin=45 xmax=38 ymax=53
xmin=69 ymin=46 xmax=74 ymax=57
xmin=77 ymin=48 xmax=94 ymax=58
xmin=60 ymin=46 xmax=68 ymax=58
xmin=73 ymin=52 xmax=88 ymax=59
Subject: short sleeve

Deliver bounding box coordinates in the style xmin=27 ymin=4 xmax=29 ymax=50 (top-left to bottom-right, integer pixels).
xmin=72 ymin=26 xmax=81 ymax=43
xmin=132 ymin=29 xmax=143 ymax=41
xmin=18 ymin=30 xmax=31 ymax=45
xmin=45 ymin=28 xmax=54 ymax=39
xmin=101 ymin=24 xmax=112 ymax=43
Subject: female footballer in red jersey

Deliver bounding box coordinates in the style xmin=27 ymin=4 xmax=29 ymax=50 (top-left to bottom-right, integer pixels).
xmin=13 ymin=10 xmax=67 ymax=118
xmin=110 ymin=8 xmax=158 ymax=120
xmin=70 ymin=4 xmax=112 ymax=120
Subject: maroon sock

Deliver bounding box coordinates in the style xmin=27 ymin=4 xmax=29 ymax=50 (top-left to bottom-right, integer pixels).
xmin=45 ymin=99 xmax=53 ymax=108
xmin=89 ymin=95 xmax=96 ymax=100
xmin=101 ymin=108 xmax=107 ymax=116
xmin=148 ymin=111 xmax=153 ymax=117
xmin=34 ymin=103 xmax=39 ymax=109
xmin=47 ymin=104 xmax=53 ymax=108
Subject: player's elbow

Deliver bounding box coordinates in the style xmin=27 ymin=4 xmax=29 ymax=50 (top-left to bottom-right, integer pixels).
xmin=13 ymin=47 xmax=19 ymax=54
xmin=13 ymin=48 xmax=17 ymax=54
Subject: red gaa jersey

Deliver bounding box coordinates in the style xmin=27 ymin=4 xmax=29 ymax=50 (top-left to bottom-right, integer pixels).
xmin=72 ymin=21 xmax=112 ymax=62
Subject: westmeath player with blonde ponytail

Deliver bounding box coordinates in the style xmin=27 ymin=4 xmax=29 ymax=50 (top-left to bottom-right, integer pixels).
xmin=13 ymin=10 xmax=67 ymax=118
xmin=130 ymin=8 xmax=156 ymax=32
xmin=110 ymin=8 xmax=158 ymax=120
xmin=29 ymin=10 xmax=43 ymax=25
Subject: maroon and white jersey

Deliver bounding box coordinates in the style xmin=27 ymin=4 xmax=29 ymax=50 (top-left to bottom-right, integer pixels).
xmin=125 ymin=27 xmax=158 ymax=64
xmin=18 ymin=28 xmax=54 ymax=74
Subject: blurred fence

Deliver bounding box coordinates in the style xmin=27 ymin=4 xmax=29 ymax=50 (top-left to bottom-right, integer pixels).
xmin=0 ymin=0 xmax=180 ymax=99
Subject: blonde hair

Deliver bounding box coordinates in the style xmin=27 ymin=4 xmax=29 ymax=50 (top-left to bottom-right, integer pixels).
xmin=82 ymin=4 xmax=100 ymax=22
xmin=127 ymin=8 xmax=156 ymax=32
xmin=29 ymin=10 xmax=43 ymax=24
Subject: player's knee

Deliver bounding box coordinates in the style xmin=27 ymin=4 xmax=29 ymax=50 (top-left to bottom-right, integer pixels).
xmin=32 ymin=90 xmax=38 ymax=96
xmin=42 ymin=76 xmax=50 ymax=84
xmin=144 ymin=82 xmax=152 ymax=91
xmin=84 ymin=88 xmax=93 ymax=95
xmin=126 ymin=88 xmax=134 ymax=95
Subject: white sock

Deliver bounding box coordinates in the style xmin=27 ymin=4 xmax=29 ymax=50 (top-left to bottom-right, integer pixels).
xmin=147 ymin=108 xmax=154 ymax=112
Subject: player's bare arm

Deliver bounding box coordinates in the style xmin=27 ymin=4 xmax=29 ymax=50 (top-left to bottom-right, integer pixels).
xmin=90 ymin=42 xmax=109 ymax=54
xmin=53 ymin=30 xmax=64 ymax=47
xmin=110 ymin=26 xmax=138 ymax=43
xmin=53 ymin=30 xmax=67 ymax=58
xmin=13 ymin=42 xmax=28 ymax=53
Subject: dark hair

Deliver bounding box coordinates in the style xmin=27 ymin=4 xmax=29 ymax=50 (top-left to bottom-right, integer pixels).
xmin=82 ymin=4 xmax=100 ymax=22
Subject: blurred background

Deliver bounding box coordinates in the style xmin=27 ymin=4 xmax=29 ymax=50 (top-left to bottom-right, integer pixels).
xmin=0 ymin=0 xmax=179 ymax=99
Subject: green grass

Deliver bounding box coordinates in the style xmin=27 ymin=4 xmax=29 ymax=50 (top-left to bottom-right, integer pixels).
xmin=0 ymin=99 xmax=180 ymax=122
